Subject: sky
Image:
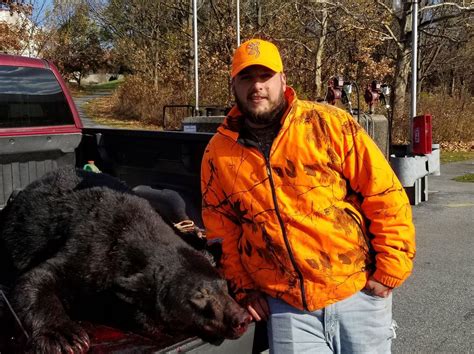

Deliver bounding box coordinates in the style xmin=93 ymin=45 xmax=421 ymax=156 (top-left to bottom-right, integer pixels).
xmin=31 ymin=0 xmax=53 ymax=25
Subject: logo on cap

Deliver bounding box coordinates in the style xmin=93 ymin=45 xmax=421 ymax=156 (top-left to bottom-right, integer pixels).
xmin=246 ymin=41 xmax=260 ymax=58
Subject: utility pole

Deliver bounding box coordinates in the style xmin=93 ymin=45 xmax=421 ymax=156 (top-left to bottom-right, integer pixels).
xmin=409 ymin=0 xmax=418 ymax=153
xmin=193 ymin=0 xmax=199 ymax=114
xmin=236 ymin=0 xmax=240 ymax=46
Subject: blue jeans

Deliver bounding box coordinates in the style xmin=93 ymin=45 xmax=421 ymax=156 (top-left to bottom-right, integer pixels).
xmin=267 ymin=291 xmax=396 ymax=353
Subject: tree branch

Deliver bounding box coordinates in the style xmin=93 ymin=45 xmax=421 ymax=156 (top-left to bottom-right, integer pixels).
xmin=420 ymin=11 xmax=472 ymax=29
xmin=272 ymin=37 xmax=314 ymax=53
xmin=420 ymin=28 xmax=465 ymax=44
xmin=420 ymin=2 xmax=474 ymax=12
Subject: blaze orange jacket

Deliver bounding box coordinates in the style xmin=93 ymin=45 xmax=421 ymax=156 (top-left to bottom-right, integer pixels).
xmin=201 ymin=87 xmax=416 ymax=311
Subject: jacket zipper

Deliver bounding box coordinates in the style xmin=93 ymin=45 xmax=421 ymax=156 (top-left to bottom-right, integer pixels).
xmin=262 ymin=146 xmax=309 ymax=310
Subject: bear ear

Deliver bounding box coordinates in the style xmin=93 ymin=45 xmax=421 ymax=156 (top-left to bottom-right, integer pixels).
xmin=189 ymin=288 xmax=210 ymax=310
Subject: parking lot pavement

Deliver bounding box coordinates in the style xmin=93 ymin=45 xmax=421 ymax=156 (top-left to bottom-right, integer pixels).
xmin=392 ymin=159 xmax=474 ymax=353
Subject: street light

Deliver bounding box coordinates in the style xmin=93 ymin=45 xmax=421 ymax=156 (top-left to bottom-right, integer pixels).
xmin=392 ymin=0 xmax=402 ymax=12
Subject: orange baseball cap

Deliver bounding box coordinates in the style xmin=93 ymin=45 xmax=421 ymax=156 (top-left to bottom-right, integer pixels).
xmin=231 ymin=39 xmax=283 ymax=78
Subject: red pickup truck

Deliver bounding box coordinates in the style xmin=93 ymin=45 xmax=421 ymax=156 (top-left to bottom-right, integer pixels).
xmin=0 ymin=54 xmax=267 ymax=353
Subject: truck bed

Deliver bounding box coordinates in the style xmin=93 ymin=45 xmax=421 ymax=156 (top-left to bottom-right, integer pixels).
xmin=0 ymin=127 xmax=269 ymax=353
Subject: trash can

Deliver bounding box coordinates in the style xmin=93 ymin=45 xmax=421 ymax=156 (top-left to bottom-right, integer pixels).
xmin=412 ymin=114 xmax=432 ymax=155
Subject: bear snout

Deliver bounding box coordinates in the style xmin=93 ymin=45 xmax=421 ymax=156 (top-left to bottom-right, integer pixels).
xmin=224 ymin=303 xmax=252 ymax=339
xmin=230 ymin=312 xmax=252 ymax=337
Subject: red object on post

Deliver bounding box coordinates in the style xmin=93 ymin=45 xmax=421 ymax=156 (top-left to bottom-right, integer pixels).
xmin=412 ymin=114 xmax=432 ymax=154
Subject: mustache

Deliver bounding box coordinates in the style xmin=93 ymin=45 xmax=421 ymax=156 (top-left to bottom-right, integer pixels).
xmin=247 ymin=92 xmax=267 ymax=99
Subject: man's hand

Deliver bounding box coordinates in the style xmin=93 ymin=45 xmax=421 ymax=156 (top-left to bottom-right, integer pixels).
xmin=364 ymin=277 xmax=392 ymax=298
xmin=239 ymin=290 xmax=269 ymax=321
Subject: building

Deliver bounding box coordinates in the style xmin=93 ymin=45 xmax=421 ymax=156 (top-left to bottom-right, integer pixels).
xmin=0 ymin=1 xmax=38 ymax=57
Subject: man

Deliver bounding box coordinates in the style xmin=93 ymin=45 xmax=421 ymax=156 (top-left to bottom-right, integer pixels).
xmin=201 ymin=38 xmax=415 ymax=353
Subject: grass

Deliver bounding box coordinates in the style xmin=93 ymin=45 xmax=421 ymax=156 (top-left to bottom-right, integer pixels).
xmin=452 ymin=173 xmax=474 ymax=183
xmin=86 ymin=79 xmax=124 ymax=91
xmin=440 ymin=151 xmax=474 ymax=164
xmin=68 ymin=79 xmax=124 ymax=96
xmin=83 ymin=95 xmax=162 ymax=130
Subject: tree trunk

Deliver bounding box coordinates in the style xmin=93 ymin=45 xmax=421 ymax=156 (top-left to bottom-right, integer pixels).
xmin=256 ymin=0 xmax=262 ymax=30
xmin=391 ymin=44 xmax=411 ymax=143
xmin=188 ymin=0 xmax=194 ymax=83
xmin=154 ymin=47 xmax=159 ymax=92
xmin=450 ymin=70 xmax=455 ymax=97
xmin=314 ymin=6 xmax=327 ymax=99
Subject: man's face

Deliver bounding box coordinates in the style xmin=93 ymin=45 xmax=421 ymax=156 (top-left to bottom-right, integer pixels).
xmin=232 ymin=65 xmax=287 ymax=125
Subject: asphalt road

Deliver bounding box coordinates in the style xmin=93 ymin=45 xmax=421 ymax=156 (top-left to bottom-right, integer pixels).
xmin=72 ymin=91 xmax=111 ymax=128
xmin=392 ymin=159 xmax=474 ymax=353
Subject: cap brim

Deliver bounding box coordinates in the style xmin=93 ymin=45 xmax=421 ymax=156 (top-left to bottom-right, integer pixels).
xmin=232 ymin=61 xmax=282 ymax=78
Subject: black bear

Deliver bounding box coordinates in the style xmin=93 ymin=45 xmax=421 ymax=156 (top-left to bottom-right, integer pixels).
xmin=0 ymin=167 xmax=251 ymax=353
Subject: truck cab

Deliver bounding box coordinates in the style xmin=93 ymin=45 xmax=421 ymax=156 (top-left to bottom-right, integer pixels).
xmin=0 ymin=54 xmax=82 ymax=208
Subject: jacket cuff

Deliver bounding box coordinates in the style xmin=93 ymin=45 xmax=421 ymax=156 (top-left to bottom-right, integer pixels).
xmin=373 ymin=269 xmax=408 ymax=288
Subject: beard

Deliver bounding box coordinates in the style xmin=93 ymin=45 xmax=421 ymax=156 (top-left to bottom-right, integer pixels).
xmin=235 ymin=89 xmax=287 ymax=126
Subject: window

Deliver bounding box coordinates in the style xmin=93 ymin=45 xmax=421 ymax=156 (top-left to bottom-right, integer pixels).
xmin=0 ymin=66 xmax=75 ymax=128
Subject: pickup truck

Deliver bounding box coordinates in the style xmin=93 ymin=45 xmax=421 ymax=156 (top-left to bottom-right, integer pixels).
xmin=0 ymin=54 xmax=268 ymax=353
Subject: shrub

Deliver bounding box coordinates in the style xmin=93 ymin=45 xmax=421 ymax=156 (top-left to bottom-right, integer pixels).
xmin=391 ymin=93 xmax=473 ymax=150
xmin=111 ymin=75 xmax=192 ymax=129
xmin=419 ymin=93 xmax=473 ymax=144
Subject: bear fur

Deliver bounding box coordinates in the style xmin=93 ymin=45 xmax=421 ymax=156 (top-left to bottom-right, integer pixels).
xmin=0 ymin=167 xmax=251 ymax=353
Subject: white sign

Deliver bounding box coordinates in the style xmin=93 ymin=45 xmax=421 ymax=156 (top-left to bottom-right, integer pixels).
xmin=183 ymin=125 xmax=197 ymax=133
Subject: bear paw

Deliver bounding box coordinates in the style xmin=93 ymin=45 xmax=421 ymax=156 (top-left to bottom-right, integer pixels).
xmin=28 ymin=321 xmax=90 ymax=354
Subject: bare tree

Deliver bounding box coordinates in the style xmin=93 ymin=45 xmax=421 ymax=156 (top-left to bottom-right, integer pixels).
xmin=87 ymin=0 xmax=196 ymax=91
xmin=371 ymin=0 xmax=473 ymax=138
xmin=42 ymin=1 xmax=105 ymax=85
